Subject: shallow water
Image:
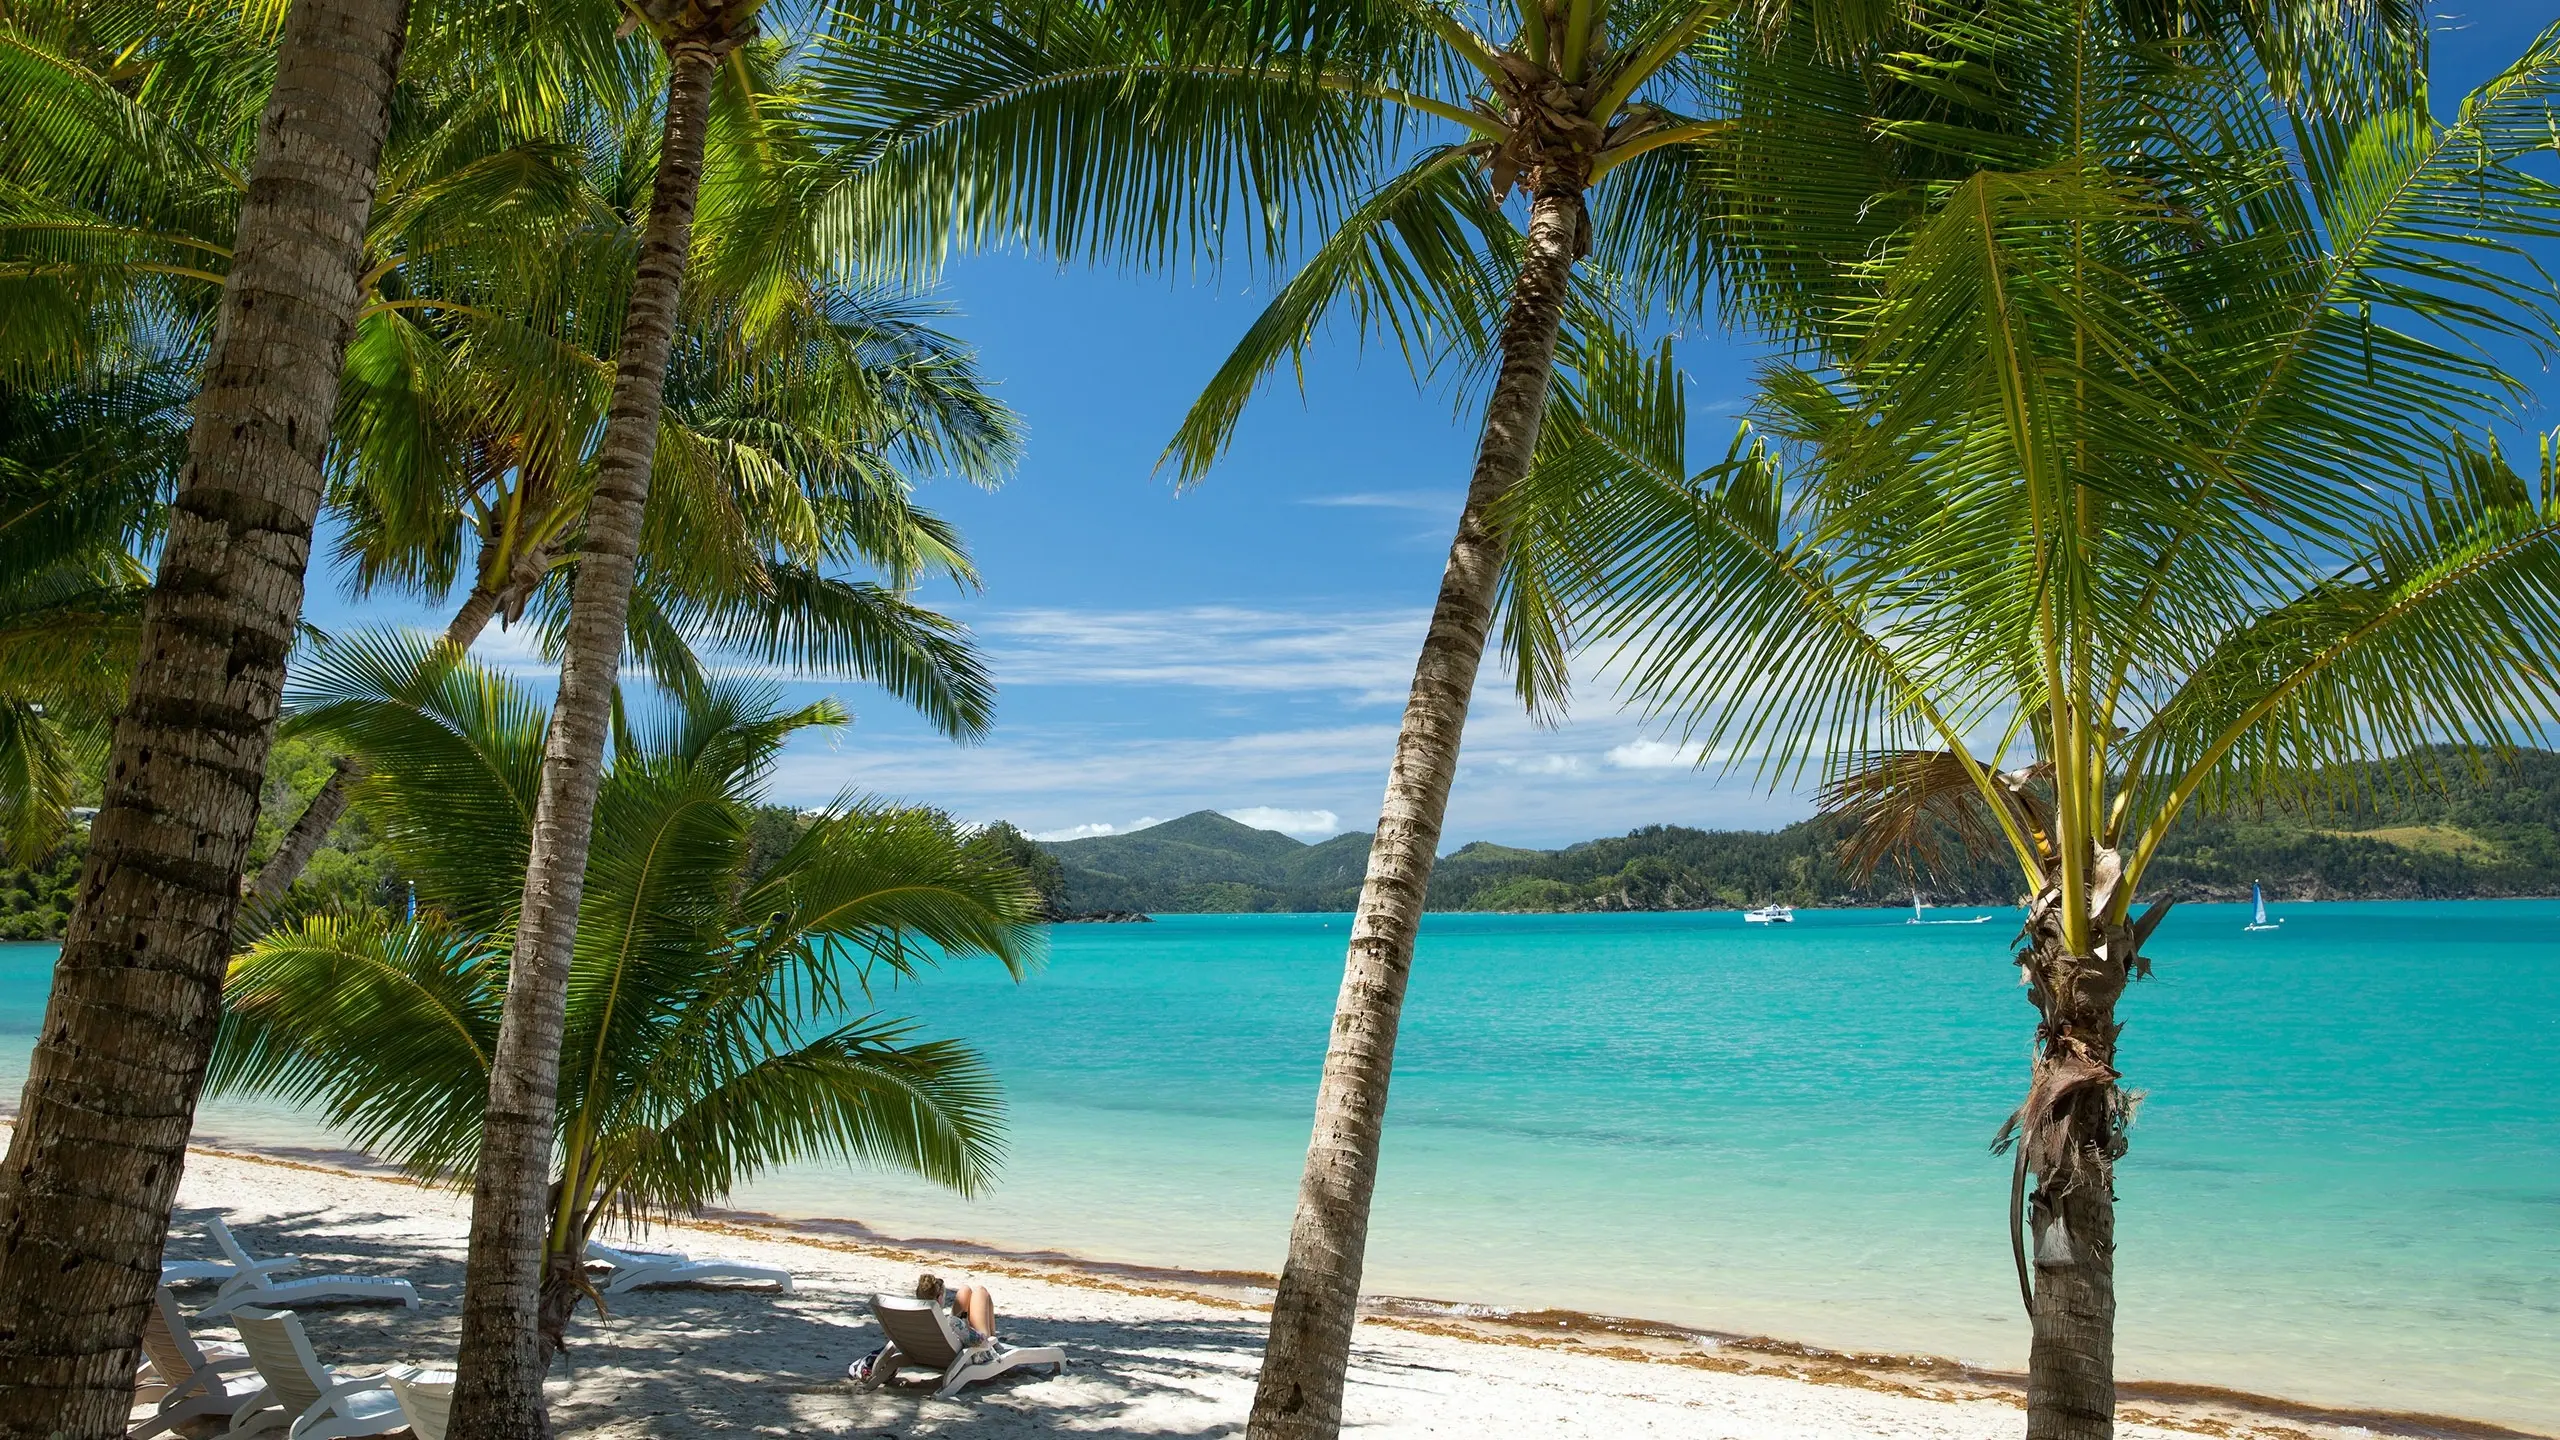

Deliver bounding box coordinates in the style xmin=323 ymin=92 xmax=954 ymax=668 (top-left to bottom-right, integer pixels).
xmin=3 ymin=900 xmax=2553 ymax=1426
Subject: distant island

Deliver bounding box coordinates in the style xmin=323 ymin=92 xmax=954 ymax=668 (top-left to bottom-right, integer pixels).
xmin=3 ymin=746 xmax=2547 ymax=938
xmin=1013 ymin=748 xmax=2560 ymax=916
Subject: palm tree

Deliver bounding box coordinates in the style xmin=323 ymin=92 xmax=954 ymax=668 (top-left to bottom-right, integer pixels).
xmin=808 ymin=4 xmax=1820 ymax=1427
xmin=0 ymin=13 xmax=1013 ymax=912
xmin=442 ymin=2 xmax=839 ymax=1429
xmin=1 ymin=3 xmax=624 ymax=930
xmin=0 ymin=360 xmax=186 ymax=862
xmin=248 ymin=276 xmax=1017 ymax=908
xmin=210 ymin=632 xmax=1037 ymax=1354
xmin=1521 ymin=19 xmax=2560 ymax=1437
xmin=0 ymin=0 xmax=414 ymax=1427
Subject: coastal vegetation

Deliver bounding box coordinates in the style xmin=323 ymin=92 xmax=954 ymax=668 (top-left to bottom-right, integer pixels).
xmin=1028 ymin=750 xmax=2560 ymax=914
xmin=210 ymin=635 xmax=1035 ymax=1357
xmin=12 ymin=746 xmax=2546 ymax=940
xmin=0 ymin=0 xmax=415 ymax=1416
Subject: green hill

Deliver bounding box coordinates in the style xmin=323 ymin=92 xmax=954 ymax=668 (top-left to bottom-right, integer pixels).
xmin=1041 ymin=749 xmax=2560 ymax=914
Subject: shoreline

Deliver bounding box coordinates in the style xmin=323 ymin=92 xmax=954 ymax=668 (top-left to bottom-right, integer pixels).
xmin=171 ymin=1129 xmax=2551 ymax=1440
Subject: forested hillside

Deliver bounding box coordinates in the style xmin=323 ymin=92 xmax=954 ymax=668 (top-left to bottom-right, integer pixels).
xmin=1041 ymin=749 xmax=2560 ymax=914
xmin=4 ymin=749 xmax=2548 ymax=936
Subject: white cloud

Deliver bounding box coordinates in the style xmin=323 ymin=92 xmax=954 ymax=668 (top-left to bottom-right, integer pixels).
xmin=1490 ymin=754 xmax=1586 ymax=776
xmin=1606 ymin=739 xmax=1713 ymax=771
xmin=1295 ymin=491 xmax=1458 ymax=512
xmin=1027 ymin=816 xmax=1165 ymax=842
xmin=1223 ymin=806 xmax=1343 ymax=838
xmin=981 ymin=606 xmax=1426 ymax=704
xmin=742 ymin=600 xmax=1828 ymax=847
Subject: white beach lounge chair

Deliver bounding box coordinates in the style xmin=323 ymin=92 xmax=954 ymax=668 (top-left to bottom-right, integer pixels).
xmin=193 ymin=1218 xmax=420 ymax=1320
xmin=131 ymin=1286 xmax=270 ymax=1439
xmin=384 ymin=1369 xmax=453 ymax=1440
xmin=585 ymin=1238 xmax=794 ymax=1295
xmin=848 ymin=1293 xmax=1065 ymax=1399
xmin=222 ymin=1308 xmax=419 ymax=1440
xmin=162 ymin=1214 xmax=301 ymax=1292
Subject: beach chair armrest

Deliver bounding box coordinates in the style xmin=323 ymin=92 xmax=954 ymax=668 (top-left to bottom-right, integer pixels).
xmin=214 ymin=1258 xmax=302 ymax=1296
xmin=286 ymin=1375 xmax=394 ymax=1437
xmin=230 ymin=1384 xmax=279 ymax=1429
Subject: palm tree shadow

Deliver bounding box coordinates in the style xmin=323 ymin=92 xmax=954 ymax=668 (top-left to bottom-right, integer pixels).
xmin=175 ymin=1209 xmax=1268 ymax=1437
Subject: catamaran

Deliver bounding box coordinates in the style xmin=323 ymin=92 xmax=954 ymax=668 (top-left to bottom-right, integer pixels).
xmin=1743 ymin=904 xmax=1796 ymax=924
xmin=2244 ymin=882 xmax=2283 ymax=932
xmin=1908 ymin=893 xmax=1996 ymax=925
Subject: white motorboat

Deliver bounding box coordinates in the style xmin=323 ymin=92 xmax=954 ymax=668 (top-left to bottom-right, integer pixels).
xmin=1743 ymin=904 xmax=1796 ymax=924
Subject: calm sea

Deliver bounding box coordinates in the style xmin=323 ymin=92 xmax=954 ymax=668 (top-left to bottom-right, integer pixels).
xmin=3 ymin=901 xmax=2553 ymax=1427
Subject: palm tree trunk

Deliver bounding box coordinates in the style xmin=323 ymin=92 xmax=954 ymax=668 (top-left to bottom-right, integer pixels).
xmin=2029 ymin=1160 xmax=2118 ymax=1438
xmin=443 ymin=36 xmax=725 ymax=1439
xmin=242 ymin=754 xmax=361 ymax=916
xmin=2015 ymin=880 xmax=2139 ymax=1440
xmin=243 ymin=543 xmax=549 ymax=909
xmin=1244 ymin=181 xmax=1585 ymax=1440
xmin=0 ymin=1 xmax=410 ymax=1432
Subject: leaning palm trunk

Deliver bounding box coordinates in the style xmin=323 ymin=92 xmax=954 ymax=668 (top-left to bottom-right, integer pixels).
xmin=245 ymin=542 xmax=552 ymax=910
xmin=1246 ymin=180 xmax=1585 ymax=1440
xmin=0 ymin=0 xmax=411 ymax=1431
xmin=445 ymin=21 xmax=737 ymax=1437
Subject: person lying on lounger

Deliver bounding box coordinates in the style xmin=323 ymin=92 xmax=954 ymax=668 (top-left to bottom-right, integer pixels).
xmin=915 ymin=1273 xmax=997 ymax=1345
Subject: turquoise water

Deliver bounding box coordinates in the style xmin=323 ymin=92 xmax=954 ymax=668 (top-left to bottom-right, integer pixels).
xmin=4 ymin=903 xmax=2554 ymax=1426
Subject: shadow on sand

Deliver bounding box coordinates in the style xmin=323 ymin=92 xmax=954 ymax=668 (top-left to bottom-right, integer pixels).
xmin=156 ymin=1207 xmax=1268 ymax=1438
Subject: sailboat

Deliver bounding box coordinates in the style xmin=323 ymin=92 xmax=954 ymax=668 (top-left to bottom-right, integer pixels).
xmin=2244 ymin=882 xmax=2283 ymax=932
xmin=1908 ymin=892 xmax=1996 ymax=926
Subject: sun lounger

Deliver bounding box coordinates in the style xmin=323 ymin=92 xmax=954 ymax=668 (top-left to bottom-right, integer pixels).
xmin=131 ymin=1286 xmax=270 ymax=1439
xmin=585 ymin=1238 xmax=794 ymax=1295
xmin=384 ymin=1369 xmax=453 ymax=1440
xmin=162 ymin=1215 xmax=301 ymax=1292
xmin=223 ymin=1308 xmax=421 ymax=1440
xmin=849 ymin=1293 xmax=1065 ymax=1399
xmin=190 ymin=1217 xmax=419 ymax=1319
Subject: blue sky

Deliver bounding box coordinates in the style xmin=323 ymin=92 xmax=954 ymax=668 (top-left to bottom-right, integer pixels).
xmin=305 ymin=7 xmax=2558 ymax=850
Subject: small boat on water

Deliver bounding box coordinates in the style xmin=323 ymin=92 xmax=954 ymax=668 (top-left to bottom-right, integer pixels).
xmin=2244 ymin=882 xmax=2284 ymax=932
xmin=1908 ymin=893 xmax=1996 ymax=926
xmin=1743 ymin=904 xmax=1796 ymax=924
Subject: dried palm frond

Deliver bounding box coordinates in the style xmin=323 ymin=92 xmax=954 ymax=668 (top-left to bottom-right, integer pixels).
xmin=1819 ymin=747 xmax=2017 ymax=882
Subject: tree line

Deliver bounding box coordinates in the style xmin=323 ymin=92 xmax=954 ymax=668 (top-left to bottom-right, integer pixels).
xmin=1017 ymin=748 xmax=2560 ymax=915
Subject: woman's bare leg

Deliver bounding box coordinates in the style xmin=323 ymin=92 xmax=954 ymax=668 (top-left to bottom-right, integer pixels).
xmin=956 ymin=1284 xmax=997 ymax=1340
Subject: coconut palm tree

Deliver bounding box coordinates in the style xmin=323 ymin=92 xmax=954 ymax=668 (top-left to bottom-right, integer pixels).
xmin=0 ymin=0 xmax=415 ymax=1425
xmin=1518 ymin=18 xmax=2560 ymax=1436
xmin=0 ymin=360 xmax=186 ymax=863
xmin=2 ymin=8 xmax=1011 ymax=1420
xmin=805 ymin=3 xmax=2424 ymax=1431
xmin=210 ymin=631 xmax=1037 ymax=1353
xmin=3 ymin=16 xmax=1018 ymax=912
xmin=810 ymin=10 xmax=1767 ymax=1430
xmin=248 ymin=275 xmax=1017 ymax=909
xmin=0 ymin=2 xmax=634 ymax=924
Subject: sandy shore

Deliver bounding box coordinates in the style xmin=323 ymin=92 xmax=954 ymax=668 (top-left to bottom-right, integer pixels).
xmin=113 ymin=1140 xmax=2532 ymax=1440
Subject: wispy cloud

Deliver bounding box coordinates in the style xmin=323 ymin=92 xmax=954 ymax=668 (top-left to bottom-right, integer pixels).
xmin=1223 ymin=806 xmax=1343 ymax=838
xmin=981 ymin=606 xmax=1427 ymax=704
xmin=1028 ymin=817 xmax=1165 ymax=842
xmin=1295 ymin=491 xmax=1458 ymax=512
xmin=1606 ymin=739 xmax=1714 ymax=771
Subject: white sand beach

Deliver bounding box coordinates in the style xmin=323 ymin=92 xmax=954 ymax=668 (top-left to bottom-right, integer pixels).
xmin=117 ymin=1138 xmax=2497 ymax=1440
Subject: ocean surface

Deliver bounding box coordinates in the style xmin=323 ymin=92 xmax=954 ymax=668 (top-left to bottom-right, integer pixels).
xmin=3 ymin=901 xmax=2554 ymax=1427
